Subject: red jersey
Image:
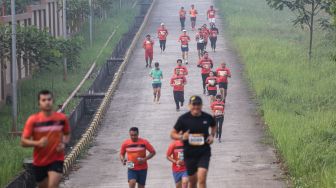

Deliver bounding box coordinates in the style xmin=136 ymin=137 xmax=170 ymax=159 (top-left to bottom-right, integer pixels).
xmin=201 ymin=28 xmax=210 ymax=41
xmin=195 ymin=32 xmax=205 ymax=43
xmin=189 ymin=9 xmax=198 ymax=17
xmin=166 ymin=140 xmax=186 ymax=172
xmin=178 ymin=34 xmax=190 ymax=47
xmin=143 ymin=39 xmax=154 ymax=52
xmin=120 ymin=138 xmax=155 ymax=170
xmin=206 ymin=76 xmax=218 ymax=90
xmin=198 ymin=58 xmax=213 ymax=74
xmin=216 ymin=67 xmax=231 ymax=83
xmin=207 ymin=9 xmax=216 ymax=18
xmin=22 ymin=112 xmax=71 ymax=166
xmin=174 ymin=65 xmax=188 ymax=76
xmin=211 ymin=101 xmax=225 ymax=116
xmin=170 ymin=75 xmax=187 ymax=91
xmin=210 ymin=29 xmax=219 ymax=38
xmin=179 ymin=10 xmax=186 ymax=18
xmin=157 ymin=27 xmax=168 ymax=40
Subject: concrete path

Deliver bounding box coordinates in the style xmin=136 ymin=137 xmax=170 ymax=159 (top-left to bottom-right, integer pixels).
xmin=62 ymin=0 xmax=286 ymax=187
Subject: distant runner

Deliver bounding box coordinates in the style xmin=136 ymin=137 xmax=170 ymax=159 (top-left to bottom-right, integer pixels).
xmin=157 ymin=23 xmax=168 ymax=52
xmin=197 ymin=52 xmax=213 ymax=94
xmin=207 ymin=5 xmax=216 ymax=24
xmin=211 ymin=95 xmax=225 ymax=142
xmin=21 ymin=90 xmax=71 ymax=188
xmin=195 ymin=28 xmax=205 ymax=59
xmin=201 ymin=24 xmax=210 ymax=50
xmin=143 ymin=34 xmax=154 ymax=68
xmin=179 ymin=7 xmax=187 ymax=31
xmin=178 ymin=30 xmax=191 ymax=64
xmin=206 ymin=71 xmax=218 ymax=103
xmin=209 ymin=23 xmax=219 ymax=52
xmin=120 ymin=127 xmax=156 ymax=188
xmin=170 ymin=96 xmax=216 ymax=188
xmin=170 ymin=67 xmax=187 ymax=111
xmin=189 ymin=4 xmax=198 ymax=31
xmin=216 ymin=62 xmax=231 ymax=101
xmin=174 ymin=59 xmax=188 ymax=76
xmin=166 ymin=140 xmax=189 ymax=188
xmin=149 ymin=62 xmax=163 ymax=103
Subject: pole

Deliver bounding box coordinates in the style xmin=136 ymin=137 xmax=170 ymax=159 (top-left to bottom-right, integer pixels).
xmin=89 ymin=0 xmax=92 ymax=46
xmin=63 ymin=0 xmax=67 ymax=80
xmin=11 ymin=0 xmax=17 ymax=132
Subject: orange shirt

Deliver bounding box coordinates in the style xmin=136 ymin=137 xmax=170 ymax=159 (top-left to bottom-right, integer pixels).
xmin=178 ymin=34 xmax=190 ymax=46
xmin=157 ymin=27 xmax=168 ymax=40
xmin=211 ymin=101 xmax=225 ymax=116
xmin=179 ymin=10 xmax=186 ymax=18
xmin=189 ymin=9 xmax=198 ymax=17
xmin=120 ymin=138 xmax=155 ymax=170
xmin=22 ymin=112 xmax=71 ymax=166
xmin=166 ymin=140 xmax=186 ymax=172
xmin=143 ymin=39 xmax=154 ymax=52
xmin=198 ymin=58 xmax=213 ymax=74
xmin=170 ymin=75 xmax=187 ymax=91
xmin=207 ymin=9 xmax=216 ymax=18
xmin=216 ymin=67 xmax=231 ymax=83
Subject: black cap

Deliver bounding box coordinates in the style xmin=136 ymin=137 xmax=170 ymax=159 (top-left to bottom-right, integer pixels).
xmin=189 ymin=95 xmax=202 ymax=105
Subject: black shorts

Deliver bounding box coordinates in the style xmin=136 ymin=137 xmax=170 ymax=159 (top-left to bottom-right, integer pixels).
xmin=185 ymin=152 xmax=211 ymax=176
xmin=181 ymin=46 xmax=189 ymax=52
xmin=218 ymin=82 xmax=228 ymax=89
xmin=197 ymin=43 xmax=205 ymax=50
xmin=190 ymin=17 xmax=196 ymax=22
xmin=33 ymin=161 xmax=64 ymax=182
xmin=208 ymin=90 xmax=217 ymax=96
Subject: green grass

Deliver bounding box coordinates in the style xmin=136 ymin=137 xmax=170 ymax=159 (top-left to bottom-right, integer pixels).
xmin=0 ymin=2 xmax=138 ymax=187
xmin=216 ymin=0 xmax=336 ymax=187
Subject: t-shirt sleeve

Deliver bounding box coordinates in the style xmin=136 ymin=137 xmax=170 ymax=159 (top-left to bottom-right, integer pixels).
xmin=145 ymin=140 xmax=155 ymax=153
xmin=120 ymin=141 xmax=127 ymax=155
xmin=22 ymin=115 xmax=35 ymax=138
xmin=63 ymin=115 xmax=71 ymax=135
xmin=166 ymin=142 xmax=174 ymax=157
xmin=174 ymin=116 xmax=184 ymax=132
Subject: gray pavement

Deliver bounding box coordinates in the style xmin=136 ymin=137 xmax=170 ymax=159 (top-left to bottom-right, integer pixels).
xmin=61 ymin=0 xmax=286 ymax=187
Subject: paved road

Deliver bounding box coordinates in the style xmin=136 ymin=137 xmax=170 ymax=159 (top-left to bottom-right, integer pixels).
xmin=62 ymin=0 xmax=286 ymax=187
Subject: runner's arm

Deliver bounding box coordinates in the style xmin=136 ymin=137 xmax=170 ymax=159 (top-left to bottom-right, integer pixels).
xmin=21 ymin=116 xmax=41 ymax=147
xmin=166 ymin=144 xmax=176 ymax=163
xmin=119 ymin=143 xmax=127 ymax=164
xmin=171 ymin=129 xmax=183 ymax=141
xmin=145 ymin=141 xmax=156 ymax=161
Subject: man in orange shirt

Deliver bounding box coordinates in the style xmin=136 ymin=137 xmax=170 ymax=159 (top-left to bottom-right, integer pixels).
xmin=211 ymin=95 xmax=225 ymax=142
xmin=179 ymin=7 xmax=187 ymax=31
xmin=21 ymin=90 xmax=71 ymax=188
xmin=207 ymin=5 xmax=216 ymax=24
xmin=170 ymin=67 xmax=187 ymax=111
xmin=189 ymin=4 xmax=198 ymax=30
xmin=120 ymin=127 xmax=156 ymax=188
xmin=197 ymin=51 xmax=214 ymax=94
xmin=174 ymin=59 xmax=188 ymax=76
xmin=178 ymin=30 xmax=191 ymax=64
xmin=216 ymin=62 xmax=231 ymax=101
xmin=157 ymin=23 xmax=168 ymax=52
xmin=143 ymin=34 xmax=154 ymax=68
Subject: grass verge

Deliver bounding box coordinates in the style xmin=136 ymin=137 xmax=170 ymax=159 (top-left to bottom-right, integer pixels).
xmin=217 ymin=0 xmax=336 ymax=187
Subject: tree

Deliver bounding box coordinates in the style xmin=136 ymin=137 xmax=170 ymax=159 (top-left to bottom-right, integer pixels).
xmin=266 ymin=0 xmax=332 ymax=60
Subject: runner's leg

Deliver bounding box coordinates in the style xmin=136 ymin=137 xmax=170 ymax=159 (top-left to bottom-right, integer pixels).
xmin=185 ymin=51 xmax=189 ymax=64
xmin=159 ymin=40 xmax=163 ymax=51
xmin=215 ymin=118 xmax=219 ymax=138
xmin=201 ymin=74 xmax=207 ymax=94
xmin=149 ymin=52 xmax=153 ymax=67
xmin=157 ymin=87 xmax=161 ymax=102
xmin=145 ymin=52 xmax=149 ymax=67
xmin=129 ymin=179 xmax=136 ymax=188
xmin=213 ymin=37 xmax=217 ymax=51
xmin=37 ymin=179 xmax=48 ymax=188
xmin=163 ymin=40 xmax=166 ymax=51
xmin=153 ymin=87 xmax=157 ymax=102
xmin=182 ymin=176 xmax=188 ymax=188
xmin=174 ymin=91 xmax=180 ymax=110
xmin=219 ymin=88 xmax=224 ymax=101
xmin=188 ymin=174 xmax=197 ymax=188
xmin=176 ymin=181 xmax=182 ymax=188
xmin=218 ymin=116 xmax=224 ymax=141
xmin=47 ymin=171 xmax=62 ymax=188
xmin=197 ymin=168 xmax=208 ymax=188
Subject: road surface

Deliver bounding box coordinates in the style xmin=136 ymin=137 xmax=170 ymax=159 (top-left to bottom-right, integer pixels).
xmin=62 ymin=0 xmax=286 ymax=187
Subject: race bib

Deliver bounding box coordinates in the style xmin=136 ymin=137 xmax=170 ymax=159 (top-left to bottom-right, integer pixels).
xmin=146 ymin=41 xmax=151 ymax=44
xmin=215 ymin=110 xmax=223 ymax=116
xmin=126 ymin=161 xmax=135 ymax=169
xmin=178 ymin=151 xmax=184 ymax=161
xmin=210 ymin=11 xmax=214 ymax=16
xmin=198 ymin=38 xmax=204 ymax=43
xmin=174 ymin=79 xmax=182 ymax=86
xmin=219 ymin=71 xmax=227 ymax=76
xmin=181 ymin=44 xmax=188 ymax=48
xmin=189 ymin=134 xmax=205 ymax=146
xmin=203 ymin=64 xmax=210 ymax=69
xmin=153 ymin=78 xmax=160 ymax=82
xmin=208 ymin=79 xmax=215 ymax=86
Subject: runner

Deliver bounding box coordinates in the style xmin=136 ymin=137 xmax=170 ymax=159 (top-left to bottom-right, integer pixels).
xmin=174 ymin=59 xmax=188 ymax=76
xmin=210 ymin=95 xmax=225 ymax=142
xmin=21 ymin=90 xmax=71 ymax=188
xmin=157 ymin=23 xmax=168 ymax=53
xmin=170 ymin=95 xmax=216 ymax=188
xmin=178 ymin=30 xmax=191 ymax=64
xmin=195 ymin=28 xmax=205 ymax=59
xmin=143 ymin=34 xmax=154 ymax=68
xmin=170 ymin=68 xmax=187 ymax=111
xmin=206 ymin=71 xmax=218 ymax=103
xmin=201 ymin=24 xmax=210 ymax=50
xmin=189 ymin=4 xmax=198 ymax=31
xmin=120 ymin=127 xmax=156 ymax=188
xmin=166 ymin=140 xmax=188 ymax=188
xmin=149 ymin=62 xmax=163 ymax=104
xmin=216 ymin=62 xmax=231 ymax=101
xmin=207 ymin=5 xmax=216 ymax=24
xmin=209 ymin=23 xmax=219 ymax=52
xmin=197 ymin=51 xmax=213 ymax=94
xmin=179 ymin=7 xmax=187 ymax=31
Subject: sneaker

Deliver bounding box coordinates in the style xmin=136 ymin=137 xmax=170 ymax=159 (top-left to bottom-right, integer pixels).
xmin=149 ymin=64 xmax=152 ymax=68
xmin=185 ymin=60 xmax=188 ymax=65
xmin=146 ymin=63 xmax=148 ymax=68
xmin=181 ymin=102 xmax=184 ymax=107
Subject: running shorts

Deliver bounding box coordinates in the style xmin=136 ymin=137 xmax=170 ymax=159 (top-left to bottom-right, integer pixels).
xmin=145 ymin=51 xmax=153 ymax=60
xmin=128 ymin=169 xmax=148 ymax=186
xmin=208 ymin=90 xmax=217 ymax=96
xmin=181 ymin=46 xmax=189 ymax=52
xmin=197 ymin=43 xmax=205 ymax=50
xmin=184 ymin=152 xmax=211 ymax=176
xmin=218 ymin=82 xmax=228 ymax=89
xmin=152 ymin=83 xmax=162 ymax=88
xmin=190 ymin=17 xmax=196 ymax=22
xmin=173 ymin=171 xmax=188 ymax=183
xmin=33 ymin=161 xmax=64 ymax=182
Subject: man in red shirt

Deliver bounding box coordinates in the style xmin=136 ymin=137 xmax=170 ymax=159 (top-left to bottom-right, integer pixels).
xmin=189 ymin=4 xmax=198 ymax=30
xmin=157 ymin=23 xmax=168 ymax=52
xmin=21 ymin=90 xmax=71 ymax=188
xmin=120 ymin=127 xmax=156 ymax=188
xmin=174 ymin=59 xmax=188 ymax=76
xmin=178 ymin=30 xmax=191 ymax=64
xmin=201 ymin=24 xmax=210 ymax=50
xmin=179 ymin=7 xmax=187 ymax=31
xmin=206 ymin=71 xmax=218 ymax=103
xmin=211 ymin=95 xmax=225 ymax=142
xmin=195 ymin=28 xmax=205 ymax=59
xmin=170 ymin=66 xmax=187 ymax=111
xmin=216 ymin=62 xmax=231 ymax=101
xmin=167 ymin=140 xmax=189 ymax=188
xmin=207 ymin=5 xmax=216 ymax=24
xmin=143 ymin=34 xmax=154 ymax=68
xmin=209 ymin=23 xmax=219 ymax=52
xmin=197 ymin=51 xmax=213 ymax=94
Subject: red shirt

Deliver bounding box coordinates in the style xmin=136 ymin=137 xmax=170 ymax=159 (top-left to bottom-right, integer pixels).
xmin=179 ymin=34 xmax=190 ymax=47
xmin=22 ymin=112 xmax=71 ymax=166
xmin=174 ymin=65 xmax=188 ymax=76
xmin=143 ymin=39 xmax=154 ymax=52
xmin=189 ymin=9 xmax=198 ymax=17
xmin=170 ymin=75 xmax=187 ymax=91
xmin=157 ymin=27 xmax=168 ymax=40
xmin=120 ymin=138 xmax=155 ymax=170
xmin=179 ymin=10 xmax=186 ymax=18
xmin=210 ymin=29 xmax=218 ymax=38
xmin=211 ymin=101 xmax=225 ymax=116
xmin=166 ymin=140 xmax=186 ymax=172
xmin=198 ymin=58 xmax=213 ymax=74
xmin=216 ymin=67 xmax=231 ymax=83
xmin=195 ymin=32 xmax=205 ymax=43
xmin=206 ymin=76 xmax=218 ymax=90
xmin=201 ymin=28 xmax=210 ymax=41
xmin=207 ymin=9 xmax=216 ymax=18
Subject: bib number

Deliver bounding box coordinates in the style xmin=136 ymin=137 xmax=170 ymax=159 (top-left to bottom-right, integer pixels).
xmin=189 ymin=134 xmax=205 ymax=146
xmin=181 ymin=44 xmax=188 ymax=48
xmin=178 ymin=151 xmax=184 ymax=161
xmin=174 ymin=79 xmax=182 ymax=86
xmin=209 ymin=80 xmax=215 ymax=86
xmin=126 ymin=161 xmax=135 ymax=169
xmin=219 ymin=71 xmax=227 ymax=76
xmin=153 ymin=78 xmax=160 ymax=82
xmin=215 ymin=110 xmax=223 ymax=116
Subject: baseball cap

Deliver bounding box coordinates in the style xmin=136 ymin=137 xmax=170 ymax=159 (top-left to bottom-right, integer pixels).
xmin=161 ymin=23 xmax=164 ymax=26
xmin=189 ymin=95 xmax=202 ymax=105
xmin=182 ymin=29 xmax=187 ymax=32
